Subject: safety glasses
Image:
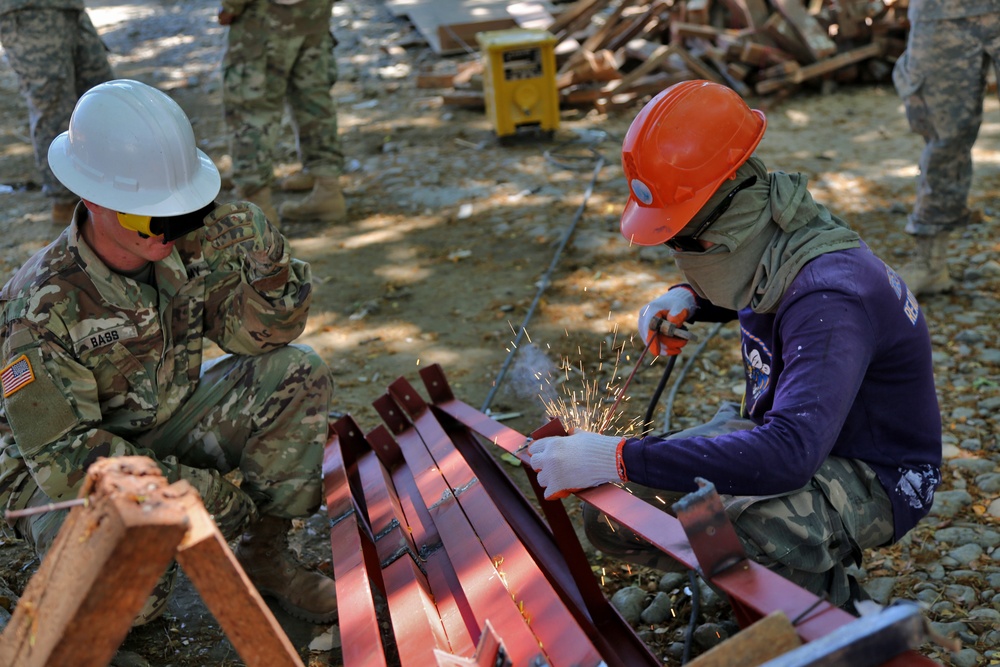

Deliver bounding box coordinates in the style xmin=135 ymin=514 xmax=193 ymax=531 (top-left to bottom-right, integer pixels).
xmin=665 ymin=175 xmax=758 ymax=252
xmin=116 ymin=201 xmax=217 ymax=243
xmin=116 ymin=211 xmax=155 ymax=236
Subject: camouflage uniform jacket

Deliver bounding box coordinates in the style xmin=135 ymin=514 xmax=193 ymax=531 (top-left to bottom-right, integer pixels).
xmin=0 ymin=0 xmax=86 ymax=16
xmin=908 ymin=0 xmax=1000 ymax=21
xmin=0 ymin=212 xmax=314 ymax=518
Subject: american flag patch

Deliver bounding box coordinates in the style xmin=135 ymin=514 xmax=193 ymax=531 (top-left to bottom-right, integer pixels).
xmin=2 ymin=355 xmax=35 ymax=398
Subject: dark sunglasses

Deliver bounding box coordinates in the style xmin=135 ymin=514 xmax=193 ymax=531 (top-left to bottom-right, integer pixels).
xmin=665 ymin=175 xmax=758 ymax=252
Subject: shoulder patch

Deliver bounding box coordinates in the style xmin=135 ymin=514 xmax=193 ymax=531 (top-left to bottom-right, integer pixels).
xmin=2 ymin=354 xmax=35 ymax=397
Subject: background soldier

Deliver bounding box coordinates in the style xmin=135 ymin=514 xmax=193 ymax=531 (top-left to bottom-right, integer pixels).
xmin=892 ymin=0 xmax=1000 ymax=296
xmin=219 ymin=0 xmax=346 ymax=225
xmin=0 ymin=79 xmax=338 ymax=626
xmin=0 ymin=0 xmax=114 ymax=224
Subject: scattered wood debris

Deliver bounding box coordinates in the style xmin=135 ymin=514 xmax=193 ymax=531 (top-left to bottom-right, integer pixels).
xmin=415 ymin=0 xmax=911 ymax=111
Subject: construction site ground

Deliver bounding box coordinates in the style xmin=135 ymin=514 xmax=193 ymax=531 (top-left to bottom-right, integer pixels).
xmin=1 ymin=0 xmax=999 ymax=665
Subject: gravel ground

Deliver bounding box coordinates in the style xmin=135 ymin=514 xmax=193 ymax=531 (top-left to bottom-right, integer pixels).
xmin=0 ymin=0 xmax=998 ymax=665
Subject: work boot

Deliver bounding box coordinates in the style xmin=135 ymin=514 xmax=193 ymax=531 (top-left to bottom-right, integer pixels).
xmin=234 ymin=515 xmax=338 ymax=623
xmin=278 ymin=168 xmax=315 ymax=192
xmin=279 ymin=175 xmax=346 ymax=223
xmin=897 ymin=233 xmax=953 ymax=296
xmin=52 ymin=200 xmax=77 ymax=225
xmin=238 ymin=186 xmax=281 ymax=227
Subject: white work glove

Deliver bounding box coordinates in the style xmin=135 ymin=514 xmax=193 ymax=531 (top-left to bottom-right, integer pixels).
xmin=528 ymin=430 xmax=625 ymax=500
xmin=204 ymin=202 xmax=285 ymax=279
xmin=637 ymin=286 xmax=697 ymax=357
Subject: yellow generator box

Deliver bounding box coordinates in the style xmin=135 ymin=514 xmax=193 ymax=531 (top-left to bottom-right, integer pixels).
xmin=476 ymin=29 xmax=559 ymax=141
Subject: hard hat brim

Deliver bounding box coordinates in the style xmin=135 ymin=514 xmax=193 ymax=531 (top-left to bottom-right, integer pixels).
xmin=48 ymin=135 xmax=221 ymax=217
xmin=620 ymin=194 xmax=703 ymax=247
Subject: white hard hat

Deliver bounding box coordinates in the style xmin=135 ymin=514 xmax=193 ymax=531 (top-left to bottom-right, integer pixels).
xmin=48 ymin=79 xmax=221 ymax=217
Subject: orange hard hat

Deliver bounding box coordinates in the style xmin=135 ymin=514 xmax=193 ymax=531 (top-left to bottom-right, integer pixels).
xmin=620 ymin=80 xmax=767 ymax=246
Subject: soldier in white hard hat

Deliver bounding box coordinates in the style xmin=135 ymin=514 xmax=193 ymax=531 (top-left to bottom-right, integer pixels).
xmin=0 ymin=79 xmax=338 ymax=628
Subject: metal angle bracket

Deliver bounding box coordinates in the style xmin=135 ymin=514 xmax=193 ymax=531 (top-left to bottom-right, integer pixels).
xmin=672 ymin=477 xmax=748 ymax=578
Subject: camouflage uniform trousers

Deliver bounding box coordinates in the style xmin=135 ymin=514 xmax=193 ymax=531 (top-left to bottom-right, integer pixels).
xmin=892 ymin=11 xmax=1000 ymax=235
xmin=582 ymin=402 xmax=895 ymax=607
xmin=223 ymin=4 xmax=343 ymax=195
xmin=13 ymin=343 xmax=333 ymax=625
xmin=0 ymin=8 xmax=113 ymax=203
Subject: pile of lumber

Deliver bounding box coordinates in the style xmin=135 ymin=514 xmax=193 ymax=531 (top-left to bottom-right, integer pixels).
xmin=419 ymin=0 xmax=911 ymax=111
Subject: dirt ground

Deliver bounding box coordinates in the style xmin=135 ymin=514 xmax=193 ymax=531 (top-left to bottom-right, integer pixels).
xmin=1 ymin=0 xmax=999 ymax=665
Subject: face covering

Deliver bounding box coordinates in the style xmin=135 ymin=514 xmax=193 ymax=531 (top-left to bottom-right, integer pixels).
xmin=671 ymin=156 xmax=860 ymax=313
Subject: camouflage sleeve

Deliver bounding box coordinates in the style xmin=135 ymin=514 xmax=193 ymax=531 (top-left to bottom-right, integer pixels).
xmin=202 ymin=240 xmax=315 ymax=356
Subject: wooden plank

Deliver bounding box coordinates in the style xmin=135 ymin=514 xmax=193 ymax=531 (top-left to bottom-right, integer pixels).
xmin=0 ymin=457 xmax=187 ymax=667
xmin=605 ymin=43 xmax=678 ymax=96
xmin=324 ymin=426 xmax=388 ymax=667
xmin=755 ymin=41 xmax=883 ymax=95
xmin=556 ymin=49 xmax=622 ymax=88
xmin=760 ymin=12 xmax=816 ymax=63
xmin=175 ymin=487 xmax=305 ymax=667
xmin=686 ymin=611 xmax=801 ymax=667
xmin=672 ymin=43 xmax=726 ymax=85
xmin=770 ymin=0 xmax=837 ymax=60
xmin=718 ymin=0 xmax=770 ymax=29
xmin=604 ymin=1 xmax=669 ymax=52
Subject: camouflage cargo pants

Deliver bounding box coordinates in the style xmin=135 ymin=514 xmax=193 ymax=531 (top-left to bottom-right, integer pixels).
xmin=13 ymin=344 xmax=332 ymax=624
xmin=892 ymin=12 xmax=1000 ymax=235
xmin=0 ymin=8 xmax=114 ymax=203
xmin=223 ymin=5 xmax=343 ymax=194
xmin=582 ymin=402 xmax=894 ymax=607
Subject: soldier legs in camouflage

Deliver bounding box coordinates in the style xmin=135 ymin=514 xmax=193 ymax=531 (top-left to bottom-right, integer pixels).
xmin=223 ymin=26 xmax=295 ymax=224
xmin=279 ymin=31 xmax=346 ymax=223
xmin=892 ymin=14 xmax=1000 ymax=295
xmin=0 ymin=9 xmax=113 ymax=219
xmin=581 ymin=403 xmax=894 ymax=608
xmin=140 ymin=344 xmax=337 ymax=621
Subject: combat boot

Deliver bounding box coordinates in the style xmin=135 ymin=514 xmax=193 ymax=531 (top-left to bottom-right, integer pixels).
xmin=898 ymin=233 xmax=952 ymax=296
xmin=279 ymin=175 xmax=346 ymax=223
xmin=52 ymin=200 xmax=77 ymax=225
xmin=278 ymin=168 xmax=315 ymax=192
xmin=234 ymin=515 xmax=338 ymax=623
xmin=238 ymin=186 xmax=281 ymax=227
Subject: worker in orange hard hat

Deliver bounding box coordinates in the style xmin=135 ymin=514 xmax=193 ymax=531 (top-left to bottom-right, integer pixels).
xmin=529 ymin=80 xmax=942 ymax=611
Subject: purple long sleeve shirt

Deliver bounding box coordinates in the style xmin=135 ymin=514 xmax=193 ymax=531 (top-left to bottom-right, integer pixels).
xmin=621 ymin=244 xmax=942 ymax=541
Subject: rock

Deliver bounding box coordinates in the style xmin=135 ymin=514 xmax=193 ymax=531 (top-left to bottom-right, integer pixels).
xmin=988 ymin=498 xmax=1000 ymax=519
xmin=862 ymin=576 xmax=897 ymax=605
xmin=658 ymin=572 xmax=687 ymax=593
xmin=952 ymin=648 xmax=982 ymax=667
xmin=930 ymin=490 xmax=974 ymax=518
xmin=641 ymin=591 xmax=674 ymax=625
xmin=611 ymin=586 xmax=648 ymax=625
xmin=947 ymin=544 xmax=984 ymax=567
xmin=692 ymin=622 xmax=729 ymax=650
xmin=975 ymin=472 xmax=1000 ymax=494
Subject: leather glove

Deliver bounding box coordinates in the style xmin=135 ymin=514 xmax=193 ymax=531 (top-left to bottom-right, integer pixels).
xmin=528 ymin=430 xmax=626 ymax=500
xmin=182 ymin=467 xmax=258 ymax=540
xmin=203 ymin=202 xmax=285 ymax=279
xmin=637 ymin=286 xmax=697 ymax=357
